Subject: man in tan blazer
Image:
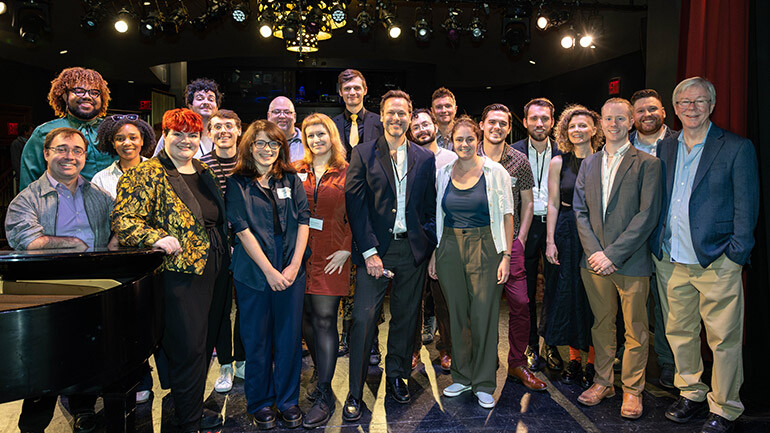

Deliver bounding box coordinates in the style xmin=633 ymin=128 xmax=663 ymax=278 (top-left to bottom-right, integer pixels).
xmin=572 ymin=98 xmax=662 ymax=419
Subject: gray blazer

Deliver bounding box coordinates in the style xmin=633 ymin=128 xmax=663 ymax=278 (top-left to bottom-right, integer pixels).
xmin=573 ymin=146 xmax=662 ymax=277
xmin=5 ymin=173 xmax=113 ymax=250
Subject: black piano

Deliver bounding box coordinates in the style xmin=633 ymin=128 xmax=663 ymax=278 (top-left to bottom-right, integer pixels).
xmin=0 ymin=247 xmax=165 ymax=432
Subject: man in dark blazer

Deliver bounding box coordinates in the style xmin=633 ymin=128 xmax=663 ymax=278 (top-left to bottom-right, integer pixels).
xmin=511 ymin=97 xmax=563 ymax=373
xmin=343 ymin=90 xmax=437 ymax=421
xmin=332 ymin=69 xmax=384 ymax=159
xmin=573 ymin=98 xmax=662 ymax=420
xmin=651 ymin=77 xmax=759 ymax=433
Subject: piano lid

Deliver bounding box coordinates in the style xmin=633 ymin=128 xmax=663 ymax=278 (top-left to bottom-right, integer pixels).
xmin=0 ymin=247 xmax=165 ymax=281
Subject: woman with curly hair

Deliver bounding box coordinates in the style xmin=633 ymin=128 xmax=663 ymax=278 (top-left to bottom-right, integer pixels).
xmin=544 ymin=104 xmax=603 ymax=389
xmin=112 ymin=108 xmax=230 ymax=433
xmin=91 ymin=114 xmax=155 ymax=198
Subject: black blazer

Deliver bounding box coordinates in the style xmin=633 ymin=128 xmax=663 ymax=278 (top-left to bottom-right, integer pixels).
xmin=344 ymin=137 xmax=437 ymax=266
xmin=511 ymin=137 xmax=562 ymax=159
xmin=332 ymin=109 xmax=384 ymax=159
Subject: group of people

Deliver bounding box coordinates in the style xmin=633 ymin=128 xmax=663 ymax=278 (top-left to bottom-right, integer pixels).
xmin=5 ymin=66 xmax=757 ymax=433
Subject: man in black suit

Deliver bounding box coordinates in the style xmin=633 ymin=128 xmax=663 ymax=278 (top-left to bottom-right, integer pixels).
xmin=343 ymin=90 xmax=437 ymax=421
xmin=332 ymin=69 xmax=384 ymax=159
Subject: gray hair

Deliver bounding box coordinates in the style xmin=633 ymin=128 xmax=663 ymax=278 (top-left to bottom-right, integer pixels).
xmin=672 ymin=77 xmax=716 ymax=106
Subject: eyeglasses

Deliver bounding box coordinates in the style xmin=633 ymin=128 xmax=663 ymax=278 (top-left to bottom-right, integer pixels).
xmin=47 ymin=145 xmax=86 ymax=156
xmin=69 ymin=87 xmax=102 ymax=98
xmin=211 ymin=123 xmax=238 ymax=132
xmin=269 ymin=109 xmax=295 ymax=117
xmin=675 ymin=99 xmax=711 ymax=109
xmin=253 ymin=140 xmax=281 ymax=150
xmin=111 ymin=114 xmax=139 ymax=121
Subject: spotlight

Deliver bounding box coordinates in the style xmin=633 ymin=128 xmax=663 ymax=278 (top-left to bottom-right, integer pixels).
xmin=579 ymin=34 xmax=592 ymax=48
xmin=380 ymin=9 xmax=400 ymax=39
xmin=413 ymin=17 xmax=431 ymax=42
xmin=12 ymin=0 xmax=50 ymax=43
xmin=81 ymin=12 xmax=99 ymax=31
xmin=468 ymin=16 xmax=485 ymax=42
xmin=282 ymin=11 xmax=300 ymax=41
xmin=306 ymin=7 xmax=324 ymax=34
xmin=162 ymin=7 xmax=188 ymax=34
xmin=501 ymin=4 xmax=531 ymax=55
xmin=114 ymin=8 xmax=131 ymax=33
xmin=442 ymin=8 xmax=461 ymax=43
xmin=257 ymin=10 xmax=275 ymax=38
xmin=0 ymin=2 xmax=7 ymax=15
xmin=536 ymin=15 xmax=548 ymax=30
xmin=231 ymin=1 xmax=249 ymax=23
xmin=140 ymin=10 xmax=162 ymax=37
xmin=329 ymin=2 xmax=346 ymax=29
xmin=355 ymin=10 xmax=373 ymax=37
xmin=560 ymin=27 xmax=576 ymax=49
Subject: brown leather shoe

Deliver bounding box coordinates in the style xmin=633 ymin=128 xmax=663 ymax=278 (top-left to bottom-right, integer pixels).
xmin=440 ymin=353 xmax=451 ymax=372
xmin=577 ymin=383 xmax=615 ymax=406
xmin=411 ymin=352 xmax=420 ymax=370
xmin=620 ymin=393 xmax=643 ymax=419
xmin=507 ymin=366 xmax=548 ymax=391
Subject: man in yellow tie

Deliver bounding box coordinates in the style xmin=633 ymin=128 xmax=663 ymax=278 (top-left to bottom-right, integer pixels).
xmin=332 ymin=69 xmax=384 ymax=160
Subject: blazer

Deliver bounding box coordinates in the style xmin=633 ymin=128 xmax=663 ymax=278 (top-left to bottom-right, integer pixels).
xmin=511 ymin=137 xmax=562 ymax=159
xmin=332 ymin=108 xmax=384 ymax=159
xmin=112 ymin=150 xmax=229 ymax=275
xmin=628 ymin=125 xmax=678 ymax=145
xmin=573 ymin=145 xmax=662 ymax=277
xmin=345 ymin=136 xmax=437 ymax=266
xmin=650 ymin=125 xmax=759 ymax=267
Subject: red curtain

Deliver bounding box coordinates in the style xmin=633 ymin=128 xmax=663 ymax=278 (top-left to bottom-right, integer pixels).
xmin=677 ymin=0 xmax=749 ymax=136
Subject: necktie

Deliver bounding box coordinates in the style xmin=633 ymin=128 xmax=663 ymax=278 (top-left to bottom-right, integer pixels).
xmin=349 ymin=114 xmax=359 ymax=147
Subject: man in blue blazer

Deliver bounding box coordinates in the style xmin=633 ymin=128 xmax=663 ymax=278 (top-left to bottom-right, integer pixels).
xmin=332 ymin=69 xmax=384 ymax=159
xmin=343 ymin=90 xmax=437 ymax=421
xmin=651 ymin=77 xmax=759 ymax=433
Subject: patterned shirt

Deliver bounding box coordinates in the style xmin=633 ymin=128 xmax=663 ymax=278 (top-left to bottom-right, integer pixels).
xmin=436 ymin=128 xmax=453 ymax=151
xmin=199 ymin=151 xmax=237 ymax=193
xmin=480 ymin=143 xmax=534 ymax=237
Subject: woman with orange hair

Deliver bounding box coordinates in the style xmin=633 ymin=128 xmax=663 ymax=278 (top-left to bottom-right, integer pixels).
xmin=112 ymin=108 xmax=230 ymax=432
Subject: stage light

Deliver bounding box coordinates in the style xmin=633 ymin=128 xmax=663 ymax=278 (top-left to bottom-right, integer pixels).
xmin=579 ymin=34 xmax=593 ymax=48
xmin=306 ymin=7 xmax=324 ymax=34
xmin=207 ymin=0 xmax=227 ymax=19
xmin=501 ymin=4 xmax=530 ymax=55
xmin=355 ymin=10 xmax=373 ymax=37
xmin=114 ymin=8 xmax=131 ymax=33
xmin=258 ymin=10 xmax=275 ymax=38
xmin=442 ymin=8 xmax=461 ymax=43
xmin=413 ymin=15 xmax=431 ymax=43
xmin=330 ymin=2 xmax=346 ymax=28
xmin=561 ymin=34 xmax=575 ymax=49
xmin=469 ymin=16 xmax=485 ymax=42
xmin=13 ymin=0 xmax=50 ymax=43
xmin=231 ymin=2 xmax=249 ymax=23
xmin=162 ymin=7 xmax=187 ymax=34
xmin=380 ymin=9 xmax=400 ymax=39
xmin=0 ymin=2 xmax=7 ymax=15
xmin=140 ymin=11 xmax=161 ymax=37
xmin=282 ymin=11 xmax=300 ymax=41
xmin=81 ymin=12 xmax=99 ymax=31
xmin=536 ymin=15 xmax=548 ymax=30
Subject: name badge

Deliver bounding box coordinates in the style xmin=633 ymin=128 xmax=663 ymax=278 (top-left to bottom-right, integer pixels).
xmin=309 ymin=217 xmax=324 ymax=231
xmin=298 ymin=172 xmax=308 ymax=181
xmin=276 ymin=187 xmax=292 ymax=199
xmin=511 ymin=176 xmax=518 ymax=187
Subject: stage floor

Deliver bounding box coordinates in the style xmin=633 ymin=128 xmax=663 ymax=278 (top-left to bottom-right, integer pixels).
xmin=2 ymin=299 xmax=768 ymax=433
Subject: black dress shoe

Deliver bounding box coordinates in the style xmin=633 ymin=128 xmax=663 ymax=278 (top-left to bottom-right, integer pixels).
xmin=581 ymin=363 xmax=596 ymax=389
xmin=666 ymin=396 xmax=708 ymax=423
xmin=279 ymin=405 xmax=303 ymax=429
xmin=544 ymin=345 xmax=564 ymax=371
xmin=561 ymin=360 xmax=582 ymax=384
xmin=303 ymin=384 xmax=334 ymax=429
xmin=342 ymin=394 xmax=364 ymax=422
xmin=200 ymin=408 xmax=224 ymax=429
xmin=369 ymin=344 xmax=381 ymax=366
xmin=73 ymin=412 xmax=96 ymax=433
xmin=525 ymin=345 xmax=546 ymax=372
xmin=701 ymin=413 xmax=734 ymax=433
xmin=386 ymin=377 xmax=411 ymax=404
xmin=250 ymin=406 xmax=276 ymax=430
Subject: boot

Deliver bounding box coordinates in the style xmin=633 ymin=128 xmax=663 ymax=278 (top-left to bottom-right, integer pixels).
xmin=303 ymin=384 xmax=334 ymax=428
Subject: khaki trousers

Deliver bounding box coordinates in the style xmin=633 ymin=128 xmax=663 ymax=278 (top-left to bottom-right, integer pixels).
xmin=436 ymin=226 xmax=503 ymax=394
xmin=653 ymin=253 xmax=744 ymax=420
xmin=580 ymin=269 xmax=649 ymax=395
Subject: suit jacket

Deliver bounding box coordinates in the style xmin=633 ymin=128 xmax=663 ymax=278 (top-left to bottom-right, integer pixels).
xmin=628 ymin=125 xmax=678 ymax=146
xmin=650 ymin=125 xmax=759 ymax=267
xmin=573 ymin=145 xmax=662 ymax=277
xmin=344 ymin=136 xmax=437 ymax=266
xmin=511 ymin=137 xmax=562 ymax=159
xmin=333 ymin=108 xmax=384 ymax=159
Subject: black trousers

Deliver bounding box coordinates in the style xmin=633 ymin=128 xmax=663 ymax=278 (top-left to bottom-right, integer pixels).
xmin=18 ymin=395 xmax=97 ymax=432
xmin=209 ymin=273 xmax=245 ymax=365
xmin=348 ymin=239 xmax=427 ymax=399
xmin=524 ymin=216 xmax=557 ymax=346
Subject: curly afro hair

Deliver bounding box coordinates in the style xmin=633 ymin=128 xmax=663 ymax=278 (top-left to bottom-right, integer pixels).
xmin=96 ymin=115 xmax=156 ymax=156
xmin=185 ymin=78 xmax=223 ymax=107
xmin=48 ymin=67 xmax=110 ymax=118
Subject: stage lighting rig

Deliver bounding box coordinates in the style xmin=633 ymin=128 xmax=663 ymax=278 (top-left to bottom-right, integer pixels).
xmin=501 ymin=2 xmax=530 ymax=55
xmin=231 ymin=1 xmax=250 ymax=23
xmin=468 ymin=6 xmax=487 ymax=43
xmin=140 ymin=10 xmax=162 ymax=37
xmin=258 ymin=9 xmax=276 ymax=38
xmin=380 ymin=6 xmax=401 ymax=39
xmin=162 ymin=6 xmax=188 ymax=34
xmin=114 ymin=8 xmax=131 ymax=33
xmin=412 ymin=6 xmax=432 ymax=43
xmin=11 ymin=0 xmax=51 ymax=43
xmin=329 ymin=2 xmax=346 ymax=28
xmin=442 ymin=7 xmax=461 ymax=43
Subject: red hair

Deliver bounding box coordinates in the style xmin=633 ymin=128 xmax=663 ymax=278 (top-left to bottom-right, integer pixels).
xmin=162 ymin=108 xmax=203 ymax=134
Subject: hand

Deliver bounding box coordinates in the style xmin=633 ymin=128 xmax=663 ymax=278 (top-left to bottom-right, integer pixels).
xmin=153 ymin=236 xmax=182 ymax=255
xmin=428 ymin=251 xmax=438 ymax=280
xmin=599 ymin=264 xmax=618 ymax=276
xmin=588 ymin=251 xmax=614 ymax=274
xmin=281 ymin=262 xmax=301 ymax=285
xmin=545 ymin=242 xmax=560 ymax=265
xmin=497 ymin=255 xmax=511 ymax=284
xmin=324 ymin=250 xmax=351 ymax=274
xmin=267 ymin=267 xmax=292 ymax=291
xmin=365 ymin=254 xmax=384 ymax=279
xmin=107 ymin=235 xmax=120 ymax=251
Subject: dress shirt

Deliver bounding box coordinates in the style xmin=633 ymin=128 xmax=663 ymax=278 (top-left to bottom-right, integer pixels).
xmin=601 ymin=142 xmax=631 ymax=218
xmin=91 ymin=157 xmax=148 ymax=199
xmin=343 ymin=108 xmax=367 ymax=148
xmin=436 ymin=129 xmax=453 ymax=151
xmin=479 ymin=143 xmax=534 ymax=237
xmin=287 ymin=127 xmax=305 ymax=162
xmin=663 ymin=123 xmax=712 ymax=264
xmin=528 ymin=138 xmax=552 ymax=216
xmin=46 ymin=172 xmax=95 ymax=248
xmin=633 ymin=125 xmax=668 ymax=155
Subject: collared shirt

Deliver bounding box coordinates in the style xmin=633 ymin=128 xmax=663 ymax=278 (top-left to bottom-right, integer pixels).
xmin=153 ymin=135 xmax=214 ymax=160
xmin=436 ymin=128 xmax=453 ymax=151
xmin=633 ymin=125 xmax=669 ymax=155
xmin=664 ymin=123 xmax=712 ymax=264
xmin=287 ymin=127 xmax=305 ymax=162
xmin=46 ymin=172 xmax=95 ymax=248
xmin=528 ymin=137 xmax=552 ymax=216
xmin=342 ymin=107 xmax=368 ymax=148
xmin=479 ymin=142 xmax=534 ymax=237
xmin=91 ymin=157 xmax=148 ymax=199
xmin=601 ymin=141 xmax=631 ymax=218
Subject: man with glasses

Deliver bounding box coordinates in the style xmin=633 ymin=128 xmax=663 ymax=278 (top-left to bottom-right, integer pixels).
xmin=20 ymin=67 xmax=116 ymax=190
xmin=332 ymin=69 xmax=384 ymax=158
xmin=652 ymin=77 xmax=759 ymax=433
xmin=267 ymin=96 xmax=303 ymax=162
xmin=5 ymin=127 xmax=114 ymax=433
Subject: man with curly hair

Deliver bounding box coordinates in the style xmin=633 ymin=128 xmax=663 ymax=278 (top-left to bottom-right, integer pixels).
xmin=19 ymin=67 xmax=116 ymax=190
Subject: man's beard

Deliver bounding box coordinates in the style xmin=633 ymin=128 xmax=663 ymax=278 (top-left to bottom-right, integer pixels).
xmin=67 ymin=98 xmax=100 ymax=120
xmin=414 ymin=132 xmax=436 ymax=145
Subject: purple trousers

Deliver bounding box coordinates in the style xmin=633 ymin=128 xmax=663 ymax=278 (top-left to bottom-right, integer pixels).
xmin=504 ymin=238 xmax=530 ymax=368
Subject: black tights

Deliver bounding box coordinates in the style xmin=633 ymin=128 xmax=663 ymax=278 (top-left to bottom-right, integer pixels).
xmin=303 ymin=294 xmax=342 ymax=385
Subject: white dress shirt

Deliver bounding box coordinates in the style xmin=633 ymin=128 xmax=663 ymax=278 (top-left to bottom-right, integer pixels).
xmin=601 ymin=142 xmax=631 ymax=218
xmin=528 ymin=137 xmax=552 ymax=216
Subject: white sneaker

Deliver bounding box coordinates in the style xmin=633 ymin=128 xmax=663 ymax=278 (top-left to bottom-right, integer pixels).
xmin=136 ymin=390 xmax=151 ymax=404
xmin=475 ymin=391 xmax=495 ymax=409
xmin=443 ymin=383 xmax=472 ymax=397
xmin=214 ymin=364 xmax=233 ymax=393
xmin=234 ymin=361 xmax=245 ymax=379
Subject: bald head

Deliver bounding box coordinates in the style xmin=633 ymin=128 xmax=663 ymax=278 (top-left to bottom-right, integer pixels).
xmin=267 ymin=96 xmax=297 ymax=139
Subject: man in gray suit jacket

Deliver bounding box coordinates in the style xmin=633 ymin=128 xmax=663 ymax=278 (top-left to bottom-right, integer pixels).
xmin=573 ymin=98 xmax=662 ymax=420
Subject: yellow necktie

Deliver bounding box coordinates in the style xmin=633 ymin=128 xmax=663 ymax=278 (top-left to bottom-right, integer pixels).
xmin=350 ymin=113 xmax=359 ymax=147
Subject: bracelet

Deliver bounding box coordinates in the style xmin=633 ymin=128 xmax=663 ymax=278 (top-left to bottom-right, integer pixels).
xmin=503 ymin=253 xmax=512 ymax=257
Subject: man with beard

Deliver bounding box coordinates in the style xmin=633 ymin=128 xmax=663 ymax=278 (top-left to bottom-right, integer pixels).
xmin=431 ymin=87 xmax=458 ymax=151
xmin=477 ymin=104 xmax=546 ymax=392
xmin=153 ymin=78 xmax=222 ymax=159
xmin=20 ymin=67 xmax=116 ymax=190
xmin=343 ymin=90 xmax=436 ymax=421
xmin=407 ymin=108 xmax=456 ymax=372
xmin=267 ymin=96 xmax=304 ymax=162
xmin=332 ymin=69 xmax=384 ymax=158
xmin=511 ymin=98 xmax=563 ymax=373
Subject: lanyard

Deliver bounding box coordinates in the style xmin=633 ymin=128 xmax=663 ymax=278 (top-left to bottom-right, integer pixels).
xmin=531 ymin=144 xmax=547 ymax=190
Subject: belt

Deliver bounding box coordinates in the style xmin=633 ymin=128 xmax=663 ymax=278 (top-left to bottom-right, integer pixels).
xmin=534 ymin=214 xmax=547 ymax=223
xmin=394 ymin=232 xmax=408 ymax=240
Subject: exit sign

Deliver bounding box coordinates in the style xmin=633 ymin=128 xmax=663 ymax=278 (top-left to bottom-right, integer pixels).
xmin=139 ymin=100 xmax=152 ymax=110
xmin=608 ymin=77 xmax=621 ymax=95
xmin=7 ymin=122 xmax=18 ymax=135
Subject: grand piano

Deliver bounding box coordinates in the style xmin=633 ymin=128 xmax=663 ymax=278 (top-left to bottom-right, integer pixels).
xmin=0 ymin=247 xmax=165 ymax=432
